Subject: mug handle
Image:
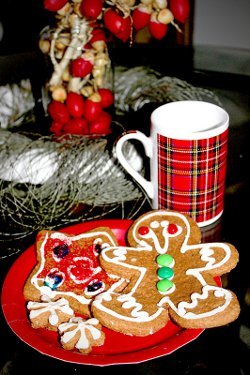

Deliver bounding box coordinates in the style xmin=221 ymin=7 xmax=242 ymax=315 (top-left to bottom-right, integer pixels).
xmin=116 ymin=131 xmax=154 ymax=199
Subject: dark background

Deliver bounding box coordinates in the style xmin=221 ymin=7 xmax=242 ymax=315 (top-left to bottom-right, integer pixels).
xmin=0 ymin=0 xmax=53 ymax=55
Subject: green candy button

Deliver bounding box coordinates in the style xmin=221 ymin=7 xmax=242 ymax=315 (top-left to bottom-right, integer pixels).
xmin=156 ymin=254 xmax=174 ymax=267
xmin=157 ymin=279 xmax=174 ymax=293
xmin=157 ymin=266 xmax=174 ymax=279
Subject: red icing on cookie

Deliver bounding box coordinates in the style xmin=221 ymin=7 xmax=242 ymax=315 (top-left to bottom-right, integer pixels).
xmin=37 ymin=237 xmax=112 ymax=292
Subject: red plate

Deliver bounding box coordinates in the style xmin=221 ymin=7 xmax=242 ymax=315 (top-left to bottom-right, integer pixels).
xmin=1 ymin=219 xmax=204 ymax=366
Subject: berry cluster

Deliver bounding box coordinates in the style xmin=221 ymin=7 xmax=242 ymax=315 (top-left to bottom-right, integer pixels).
xmin=41 ymin=0 xmax=190 ymax=136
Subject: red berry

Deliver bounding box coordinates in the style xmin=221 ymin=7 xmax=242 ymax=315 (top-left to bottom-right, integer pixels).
xmin=43 ymin=0 xmax=68 ymax=12
xmin=66 ymin=92 xmax=85 ymax=118
xmin=98 ymin=88 xmax=114 ymax=108
xmin=89 ymin=111 xmax=112 ymax=135
xmin=169 ymin=0 xmax=190 ymax=23
xmin=70 ymin=57 xmax=93 ymax=78
xmin=149 ymin=19 xmax=168 ymax=40
xmin=85 ymin=98 xmax=102 ymax=122
xmin=90 ymin=28 xmax=106 ymax=44
xmin=50 ymin=121 xmax=63 ymax=135
xmin=104 ymin=9 xmax=128 ymax=36
xmin=63 ymin=118 xmax=89 ymax=135
xmin=132 ymin=6 xmax=151 ymax=30
xmin=80 ymin=0 xmax=103 ymax=20
xmin=115 ymin=16 xmax=132 ymax=42
xmin=47 ymin=100 xmax=70 ymax=124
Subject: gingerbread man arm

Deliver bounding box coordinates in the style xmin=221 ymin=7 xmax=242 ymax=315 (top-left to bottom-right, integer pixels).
xmin=158 ymin=242 xmax=240 ymax=328
xmin=183 ymin=242 xmax=239 ymax=280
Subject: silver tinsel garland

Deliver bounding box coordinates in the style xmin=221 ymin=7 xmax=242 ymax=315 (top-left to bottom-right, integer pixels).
xmin=0 ymin=130 xmax=146 ymax=246
xmin=114 ymin=66 xmax=221 ymax=113
xmin=0 ymin=66 xmax=221 ymax=255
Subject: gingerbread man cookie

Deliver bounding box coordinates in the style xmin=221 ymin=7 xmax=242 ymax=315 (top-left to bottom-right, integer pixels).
xmin=23 ymin=227 xmax=118 ymax=316
xmin=91 ymin=210 xmax=240 ymax=336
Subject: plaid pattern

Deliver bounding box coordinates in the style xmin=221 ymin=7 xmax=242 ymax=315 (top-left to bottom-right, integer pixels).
xmin=157 ymin=129 xmax=228 ymax=224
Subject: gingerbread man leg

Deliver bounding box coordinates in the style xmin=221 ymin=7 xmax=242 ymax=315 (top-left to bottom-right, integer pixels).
xmin=92 ymin=246 xmax=169 ymax=336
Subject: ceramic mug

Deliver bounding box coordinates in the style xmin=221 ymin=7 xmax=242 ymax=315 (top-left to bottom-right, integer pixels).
xmin=116 ymin=101 xmax=229 ymax=227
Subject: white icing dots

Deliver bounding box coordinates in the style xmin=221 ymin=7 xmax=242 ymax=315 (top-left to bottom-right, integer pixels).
xmin=161 ymin=220 xmax=169 ymax=227
xmin=150 ymin=221 xmax=160 ymax=228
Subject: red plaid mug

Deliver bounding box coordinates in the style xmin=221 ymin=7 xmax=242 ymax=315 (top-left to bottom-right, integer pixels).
xmin=116 ymin=101 xmax=229 ymax=227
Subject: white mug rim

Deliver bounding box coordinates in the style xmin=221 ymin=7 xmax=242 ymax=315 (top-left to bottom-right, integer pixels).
xmin=150 ymin=101 xmax=229 ymax=140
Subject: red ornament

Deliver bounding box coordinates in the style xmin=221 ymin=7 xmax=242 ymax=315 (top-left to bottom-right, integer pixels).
xmin=169 ymin=0 xmax=190 ymax=24
xmin=89 ymin=111 xmax=112 ymax=135
xmin=149 ymin=17 xmax=168 ymax=40
xmin=49 ymin=121 xmax=63 ymax=135
xmin=80 ymin=0 xmax=103 ymax=20
xmin=43 ymin=0 xmax=68 ymax=12
xmin=132 ymin=6 xmax=151 ymax=30
xmin=116 ymin=16 xmax=132 ymax=42
xmin=98 ymin=88 xmax=114 ymax=108
xmin=70 ymin=57 xmax=93 ymax=78
xmin=90 ymin=28 xmax=107 ymax=44
xmin=63 ymin=118 xmax=89 ymax=135
xmin=66 ymin=92 xmax=85 ymax=118
xmin=84 ymin=97 xmax=102 ymax=122
xmin=104 ymin=9 xmax=124 ymax=35
xmin=48 ymin=100 xmax=70 ymax=124
xmin=104 ymin=9 xmax=131 ymax=41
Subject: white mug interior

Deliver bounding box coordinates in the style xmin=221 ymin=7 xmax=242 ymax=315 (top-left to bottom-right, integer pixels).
xmin=150 ymin=101 xmax=229 ymax=139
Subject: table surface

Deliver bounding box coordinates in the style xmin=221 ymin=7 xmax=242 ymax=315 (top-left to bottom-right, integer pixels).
xmin=0 ymin=46 xmax=249 ymax=375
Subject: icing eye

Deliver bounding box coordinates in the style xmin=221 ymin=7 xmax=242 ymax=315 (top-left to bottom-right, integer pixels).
xmin=138 ymin=226 xmax=149 ymax=235
xmin=53 ymin=243 xmax=70 ymax=259
xmin=44 ymin=270 xmax=64 ymax=290
xmin=167 ymin=223 xmax=178 ymax=234
xmin=87 ymin=281 xmax=103 ymax=292
xmin=94 ymin=243 xmax=102 ymax=253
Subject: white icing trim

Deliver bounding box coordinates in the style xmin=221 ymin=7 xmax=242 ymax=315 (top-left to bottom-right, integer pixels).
xmin=94 ymin=211 xmax=235 ymax=323
xmin=183 ymin=243 xmax=231 ymax=286
xmin=27 ymin=298 xmax=74 ymax=326
xmin=159 ymin=285 xmax=233 ymax=319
